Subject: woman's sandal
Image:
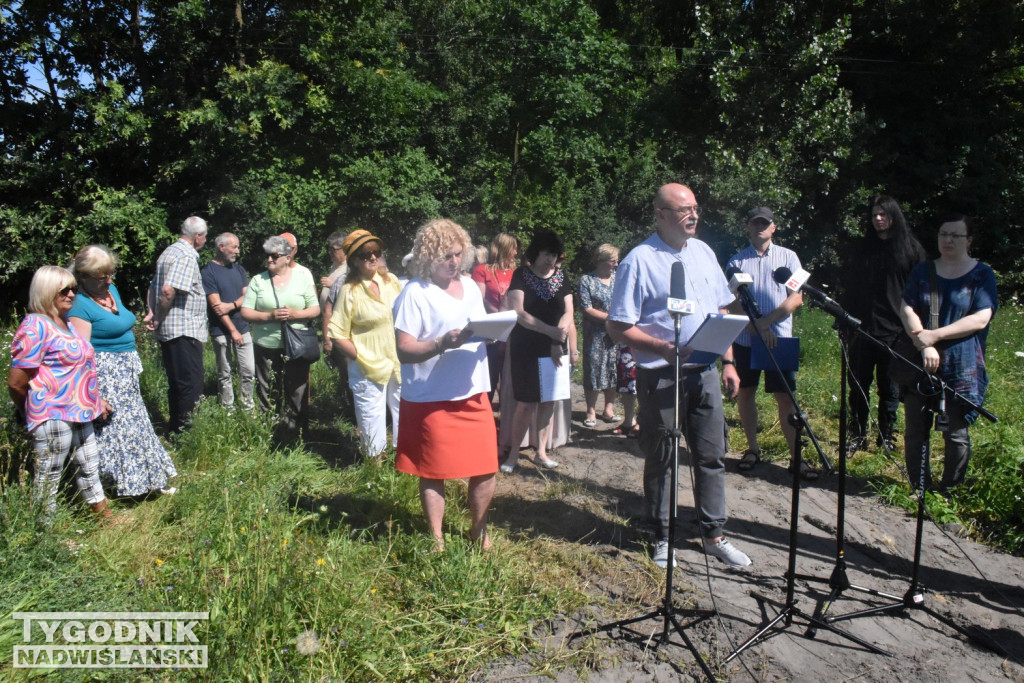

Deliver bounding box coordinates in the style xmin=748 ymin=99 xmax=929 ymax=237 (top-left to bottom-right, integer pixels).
xmin=737 ymin=449 xmax=761 ymax=472
xmin=790 ymin=460 xmax=820 ymax=481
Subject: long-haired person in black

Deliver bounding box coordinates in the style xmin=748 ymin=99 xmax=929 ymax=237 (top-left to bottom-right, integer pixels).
xmin=840 ymin=194 xmax=927 ymax=452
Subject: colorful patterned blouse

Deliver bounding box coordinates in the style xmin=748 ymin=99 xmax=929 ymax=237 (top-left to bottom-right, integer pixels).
xmin=11 ymin=314 xmax=103 ymax=431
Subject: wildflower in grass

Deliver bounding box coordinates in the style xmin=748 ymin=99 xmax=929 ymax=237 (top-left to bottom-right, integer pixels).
xmin=154 ymin=558 xmax=164 ymax=566
xmin=295 ymin=630 xmax=321 ymax=656
xmin=240 ymin=526 xmax=247 ymax=532
xmin=283 ymin=538 xmax=289 ymax=549
xmin=317 ymin=558 xmax=325 ymax=566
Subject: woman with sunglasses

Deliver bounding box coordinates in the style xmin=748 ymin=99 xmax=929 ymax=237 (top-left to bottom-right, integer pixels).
xmin=241 ymin=235 xmax=321 ymax=435
xmin=67 ymin=245 xmax=177 ymax=498
xmin=327 ymin=230 xmax=403 ymax=458
xmin=899 ymin=213 xmax=997 ymax=495
xmin=8 ymin=266 xmax=117 ymax=520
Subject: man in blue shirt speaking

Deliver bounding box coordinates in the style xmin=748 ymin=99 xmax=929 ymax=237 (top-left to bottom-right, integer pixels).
xmin=608 ymin=183 xmax=751 ymax=570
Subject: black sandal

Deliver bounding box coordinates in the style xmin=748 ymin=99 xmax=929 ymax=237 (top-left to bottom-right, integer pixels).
xmin=789 ymin=460 xmax=820 ymax=481
xmin=737 ymin=449 xmax=761 ymax=471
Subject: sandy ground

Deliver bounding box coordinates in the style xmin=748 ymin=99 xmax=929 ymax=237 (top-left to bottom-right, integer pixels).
xmin=477 ymin=386 xmax=1024 ymax=682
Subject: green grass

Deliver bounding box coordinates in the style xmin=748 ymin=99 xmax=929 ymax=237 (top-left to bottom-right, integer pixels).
xmin=0 ymin=304 xmax=1021 ymax=679
xmin=0 ymin=334 xmax=589 ymax=680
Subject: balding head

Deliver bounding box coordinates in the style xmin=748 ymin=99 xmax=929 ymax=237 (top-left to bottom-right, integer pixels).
xmin=653 ymin=184 xmax=700 ymax=249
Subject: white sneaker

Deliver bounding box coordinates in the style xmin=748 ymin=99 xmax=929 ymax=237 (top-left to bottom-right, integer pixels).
xmin=652 ymin=539 xmax=677 ymax=569
xmin=706 ymin=538 xmax=751 ymax=568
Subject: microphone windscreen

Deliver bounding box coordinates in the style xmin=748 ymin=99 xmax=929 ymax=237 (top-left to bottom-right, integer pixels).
xmin=773 ymin=266 xmax=793 ymax=284
xmin=670 ymin=261 xmax=686 ymax=300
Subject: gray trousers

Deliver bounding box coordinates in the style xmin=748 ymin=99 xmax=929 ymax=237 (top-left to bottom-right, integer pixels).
xmin=212 ymin=332 xmax=255 ymax=410
xmin=904 ymin=389 xmax=971 ymax=493
xmin=636 ymin=365 xmax=728 ymax=541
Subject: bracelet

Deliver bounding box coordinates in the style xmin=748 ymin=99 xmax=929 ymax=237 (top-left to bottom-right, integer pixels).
xmin=435 ymin=337 xmax=445 ymax=356
xmin=721 ymin=359 xmax=735 ymax=366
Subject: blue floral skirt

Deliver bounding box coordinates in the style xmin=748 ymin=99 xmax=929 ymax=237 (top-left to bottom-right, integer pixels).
xmin=94 ymin=351 xmax=177 ymax=496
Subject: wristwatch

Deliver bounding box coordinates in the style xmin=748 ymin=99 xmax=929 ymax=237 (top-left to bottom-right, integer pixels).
xmin=721 ymin=359 xmax=736 ymax=366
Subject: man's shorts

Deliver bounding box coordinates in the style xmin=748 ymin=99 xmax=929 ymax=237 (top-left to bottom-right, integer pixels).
xmin=734 ymin=343 xmax=796 ymax=394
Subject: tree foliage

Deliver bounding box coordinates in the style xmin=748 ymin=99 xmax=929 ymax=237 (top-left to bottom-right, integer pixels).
xmin=1 ymin=0 xmax=1022 ymax=306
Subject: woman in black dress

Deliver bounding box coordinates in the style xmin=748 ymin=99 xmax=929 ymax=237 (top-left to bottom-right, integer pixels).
xmin=500 ymin=230 xmax=573 ymax=473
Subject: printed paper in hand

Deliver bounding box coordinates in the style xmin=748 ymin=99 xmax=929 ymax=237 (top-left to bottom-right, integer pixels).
xmin=466 ymin=310 xmax=518 ymax=342
xmin=538 ymin=356 xmax=571 ymax=402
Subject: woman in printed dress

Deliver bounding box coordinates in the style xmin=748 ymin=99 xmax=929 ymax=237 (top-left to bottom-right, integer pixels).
xmin=68 ymin=245 xmax=177 ymax=497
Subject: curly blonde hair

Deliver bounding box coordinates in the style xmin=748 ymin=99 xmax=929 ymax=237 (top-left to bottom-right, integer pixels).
xmin=407 ymin=219 xmax=474 ymax=280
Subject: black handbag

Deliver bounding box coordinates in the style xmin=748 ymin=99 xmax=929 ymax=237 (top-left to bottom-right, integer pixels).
xmin=271 ymin=279 xmax=321 ymax=364
xmin=890 ymin=261 xmax=938 ymax=386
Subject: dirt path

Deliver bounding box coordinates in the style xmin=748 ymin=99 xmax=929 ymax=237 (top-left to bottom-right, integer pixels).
xmin=480 ymin=387 xmax=1024 ymax=682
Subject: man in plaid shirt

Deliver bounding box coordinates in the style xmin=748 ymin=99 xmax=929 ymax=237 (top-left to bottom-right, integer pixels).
xmin=150 ymin=216 xmax=209 ymax=433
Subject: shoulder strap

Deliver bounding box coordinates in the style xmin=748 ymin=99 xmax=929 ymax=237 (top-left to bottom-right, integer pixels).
xmin=927 ymin=260 xmax=940 ymax=330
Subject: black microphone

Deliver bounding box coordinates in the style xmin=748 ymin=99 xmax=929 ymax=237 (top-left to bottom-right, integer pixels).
xmin=726 ymin=266 xmax=761 ymax=318
xmin=667 ymin=261 xmax=694 ymax=316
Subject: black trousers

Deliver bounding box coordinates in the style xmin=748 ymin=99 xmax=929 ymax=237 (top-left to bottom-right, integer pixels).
xmin=847 ymin=336 xmax=901 ymax=439
xmin=160 ymin=336 xmax=205 ymax=434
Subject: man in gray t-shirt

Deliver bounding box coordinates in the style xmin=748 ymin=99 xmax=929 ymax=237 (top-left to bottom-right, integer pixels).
xmin=608 ymin=183 xmax=751 ymax=570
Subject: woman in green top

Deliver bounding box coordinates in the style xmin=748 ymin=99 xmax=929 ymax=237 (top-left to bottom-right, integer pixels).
xmin=241 ymin=235 xmax=321 ymax=434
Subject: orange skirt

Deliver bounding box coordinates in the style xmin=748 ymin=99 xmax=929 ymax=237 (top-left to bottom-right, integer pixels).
xmin=395 ymin=393 xmax=498 ymax=479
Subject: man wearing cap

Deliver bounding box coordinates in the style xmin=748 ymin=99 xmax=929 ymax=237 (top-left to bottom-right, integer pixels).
xmin=607 ymin=183 xmax=750 ymax=570
xmin=149 ymin=216 xmax=209 ymax=433
xmin=726 ymin=207 xmax=807 ymax=476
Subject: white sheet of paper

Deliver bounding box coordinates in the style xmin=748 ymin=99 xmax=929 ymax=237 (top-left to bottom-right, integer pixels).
xmin=538 ymin=356 xmax=571 ymax=402
xmin=681 ymin=313 xmax=749 ymax=364
xmin=466 ymin=310 xmax=518 ymax=342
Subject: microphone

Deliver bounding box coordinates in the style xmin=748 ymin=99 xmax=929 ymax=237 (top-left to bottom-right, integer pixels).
xmin=668 ymin=261 xmax=695 ymax=316
xmin=726 ymin=267 xmax=761 ymax=318
xmin=772 ymin=266 xmax=859 ymax=325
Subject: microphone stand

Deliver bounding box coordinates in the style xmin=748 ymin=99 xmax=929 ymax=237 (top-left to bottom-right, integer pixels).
xmin=807 ymin=333 xmax=1004 ymax=654
xmin=726 ymin=289 xmax=889 ymax=662
xmin=793 ymin=301 xmax=1003 ymax=655
xmin=568 ymin=308 xmax=716 ymax=681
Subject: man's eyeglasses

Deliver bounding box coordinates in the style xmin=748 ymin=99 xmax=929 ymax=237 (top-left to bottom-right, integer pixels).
xmin=266 ymin=252 xmax=287 ymax=260
xmin=356 ymin=249 xmax=382 ymax=261
xmin=59 ymin=286 xmax=79 ymax=297
xmin=660 ymin=205 xmax=701 ymax=217
xmin=938 ymin=232 xmax=968 ymax=241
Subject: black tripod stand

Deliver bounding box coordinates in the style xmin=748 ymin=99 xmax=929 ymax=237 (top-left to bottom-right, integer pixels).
xmin=814 ymin=376 xmax=1004 ymax=655
xmin=725 ymin=283 xmax=888 ymax=660
xmin=568 ymin=308 xmax=716 ymax=680
xmin=726 ymin=412 xmax=892 ymax=660
xmin=799 ymin=327 xmax=909 ymax=634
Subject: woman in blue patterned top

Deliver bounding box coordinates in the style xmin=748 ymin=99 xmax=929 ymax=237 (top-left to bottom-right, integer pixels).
xmin=68 ymin=245 xmax=177 ymax=498
xmin=578 ymin=243 xmax=620 ymax=427
xmin=899 ymin=213 xmax=997 ymax=494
